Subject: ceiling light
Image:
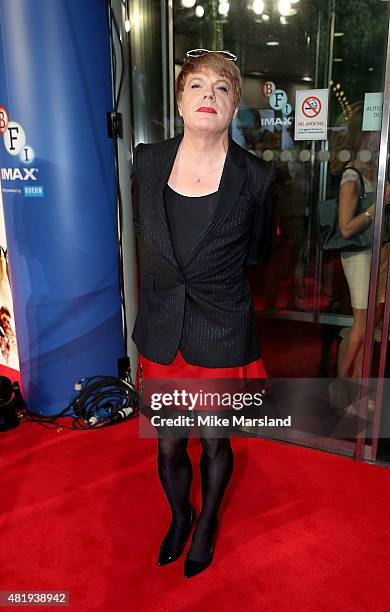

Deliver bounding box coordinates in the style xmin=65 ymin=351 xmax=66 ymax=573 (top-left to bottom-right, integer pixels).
xmin=195 ymin=5 xmax=204 ymax=17
xmin=302 ymin=76 xmax=313 ymax=82
xmin=218 ymin=1 xmax=229 ymax=16
xmin=267 ymin=41 xmax=279 ymax=46
xmin=334 ymin=32 xmax=344 ymax=37
xmin=279 ymin=0 xmax=291 ymax=16
xmin=333 ymin=58 xmax=343 ymax=62
xmin=181 ymin=0 xmax=196 ymax=7
xmin=262 ymin=13 xmax=270 ymax=21
xmin=278 ymin=0 xmax=298 ymax=17
xmin=280 ymin=15 xmax=287 ymax=24
xmin=279 ymin=2 xmax=297 ymax=17
xmin=368 ymin=67 xmax=374 ymax=71
xmin=252 ymin=0 xmax=264 ymax=14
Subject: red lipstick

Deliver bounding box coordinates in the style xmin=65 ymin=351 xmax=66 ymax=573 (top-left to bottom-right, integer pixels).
xmin=196 ymin=107 xmax=217 ymax=114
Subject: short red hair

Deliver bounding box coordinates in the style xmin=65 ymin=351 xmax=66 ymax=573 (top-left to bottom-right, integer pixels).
xmin=176 ymin=53 xmax=242 ymax=108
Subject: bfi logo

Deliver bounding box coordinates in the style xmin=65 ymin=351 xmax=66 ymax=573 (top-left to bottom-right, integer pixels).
xmin=0 ymin=105 xmax=36 ymax=165
xmin=261 ymin=80 xmax=293 ymax=125
xmin=0 ymin=105 xmax=42 ymax=195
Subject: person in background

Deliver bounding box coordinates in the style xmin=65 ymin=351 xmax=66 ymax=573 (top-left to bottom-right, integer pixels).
xmin=331 ymin=102 xmax=390 ymax=412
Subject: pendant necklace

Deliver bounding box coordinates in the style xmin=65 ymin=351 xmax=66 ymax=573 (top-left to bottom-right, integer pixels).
xmin=180 ymin=147 xmax=225 ymax=183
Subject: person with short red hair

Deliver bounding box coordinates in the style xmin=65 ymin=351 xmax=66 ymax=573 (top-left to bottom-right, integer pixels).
xmin=131 ymin=49 xmax=276 ymax=578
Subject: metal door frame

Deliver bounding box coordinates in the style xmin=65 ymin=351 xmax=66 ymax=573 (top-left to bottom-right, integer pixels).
xmin=355 ymin=16 xmax=390 ymax=462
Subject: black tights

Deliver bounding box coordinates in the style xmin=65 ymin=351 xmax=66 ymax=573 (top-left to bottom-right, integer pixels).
xmin=157 ymin=434 xmax=234 ymax=562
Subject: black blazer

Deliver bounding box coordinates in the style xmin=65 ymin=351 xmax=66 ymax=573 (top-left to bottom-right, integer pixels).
xmin=131 ymin=133 xmax=276 ymax=367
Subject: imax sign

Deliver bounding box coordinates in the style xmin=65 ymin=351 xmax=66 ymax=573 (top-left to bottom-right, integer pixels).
xmin=1 ymin=167 xmax=39 ymax=181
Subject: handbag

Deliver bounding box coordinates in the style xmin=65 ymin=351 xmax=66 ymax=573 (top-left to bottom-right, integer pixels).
xmin=318 ymin=167 xmax=375 ymax=252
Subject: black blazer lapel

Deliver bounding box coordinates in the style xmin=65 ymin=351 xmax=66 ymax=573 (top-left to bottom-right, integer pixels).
xmin=152 ymin=134 xmax=184 ymax=266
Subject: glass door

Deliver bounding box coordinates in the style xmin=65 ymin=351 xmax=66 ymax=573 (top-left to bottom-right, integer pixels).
xmin=171 ymin=0 xmax=390 ymax=459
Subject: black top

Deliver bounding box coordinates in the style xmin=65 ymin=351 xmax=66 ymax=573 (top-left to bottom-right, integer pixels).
xmin=164 ymin=184 xmax=219 ymax=268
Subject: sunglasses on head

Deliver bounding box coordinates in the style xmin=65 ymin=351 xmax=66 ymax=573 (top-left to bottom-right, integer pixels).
xmin=186 ymin=48 xmax=238 ymax=62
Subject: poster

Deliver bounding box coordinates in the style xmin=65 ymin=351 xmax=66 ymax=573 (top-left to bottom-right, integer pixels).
xmin=0 ymin=188 xmax=19 ymax=373
xmin=294 ymin=89 xmax=329 ymax=141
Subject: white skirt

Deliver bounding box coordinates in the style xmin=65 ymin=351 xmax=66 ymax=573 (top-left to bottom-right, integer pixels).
xmin=340 ymin=243 xmax=390 ymax=309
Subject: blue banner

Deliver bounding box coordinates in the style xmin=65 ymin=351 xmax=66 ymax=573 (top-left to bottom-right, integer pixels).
xmin=0 ymin=0 xmax=124 ymax=414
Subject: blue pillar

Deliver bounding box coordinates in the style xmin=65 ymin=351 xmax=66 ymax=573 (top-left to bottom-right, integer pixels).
xmin=0 ymin=0 xmax=124 ymax=414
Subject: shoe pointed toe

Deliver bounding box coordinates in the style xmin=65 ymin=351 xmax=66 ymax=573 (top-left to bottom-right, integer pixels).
xmin=184 ymin=554 xmax=212 ymax=578
xmin=157 ymin=546 xmax=179 ymax=566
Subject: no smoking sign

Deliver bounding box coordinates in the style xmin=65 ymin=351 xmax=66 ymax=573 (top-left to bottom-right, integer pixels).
xmin=295 ymin=89 xmax=329 ymax=141
xmin=302 ymin=96 xmax=322 ymax=118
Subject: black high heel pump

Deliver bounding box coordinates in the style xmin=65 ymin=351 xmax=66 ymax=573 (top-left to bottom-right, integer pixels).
xmin=157 ymin=505 xmax=196 ymax=566
xmin=183 ymin=518 xmax=218 ymax=579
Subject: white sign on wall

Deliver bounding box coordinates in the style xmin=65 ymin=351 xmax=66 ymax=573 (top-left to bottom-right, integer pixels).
xmin=294 ymin=89 xmax=329 ymax=141
xmin=362 ymin=92 xmax=383 ymax=131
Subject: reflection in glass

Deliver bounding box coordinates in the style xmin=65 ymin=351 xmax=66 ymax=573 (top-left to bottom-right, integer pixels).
xmin=326 ymin=102 xmax=389 ymax=414
xmin=170 ymin=1 xmax=390 ymax=455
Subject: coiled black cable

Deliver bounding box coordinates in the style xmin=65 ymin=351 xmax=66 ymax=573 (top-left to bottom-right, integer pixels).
xmin=22 ymin=375 xmax=139 ymax=431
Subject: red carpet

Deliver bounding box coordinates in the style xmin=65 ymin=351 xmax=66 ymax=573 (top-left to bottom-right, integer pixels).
xmin=1 ymin=418 xmax=390 ymax=611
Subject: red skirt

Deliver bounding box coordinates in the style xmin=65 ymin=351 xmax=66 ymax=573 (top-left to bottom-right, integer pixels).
xmin=137 ymin=351 xmax=267 ymax=410
xmin=138 ymin=350 xmax=267 ymax=380
xmin=136 ymin=351 xmax=268 ymax=413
